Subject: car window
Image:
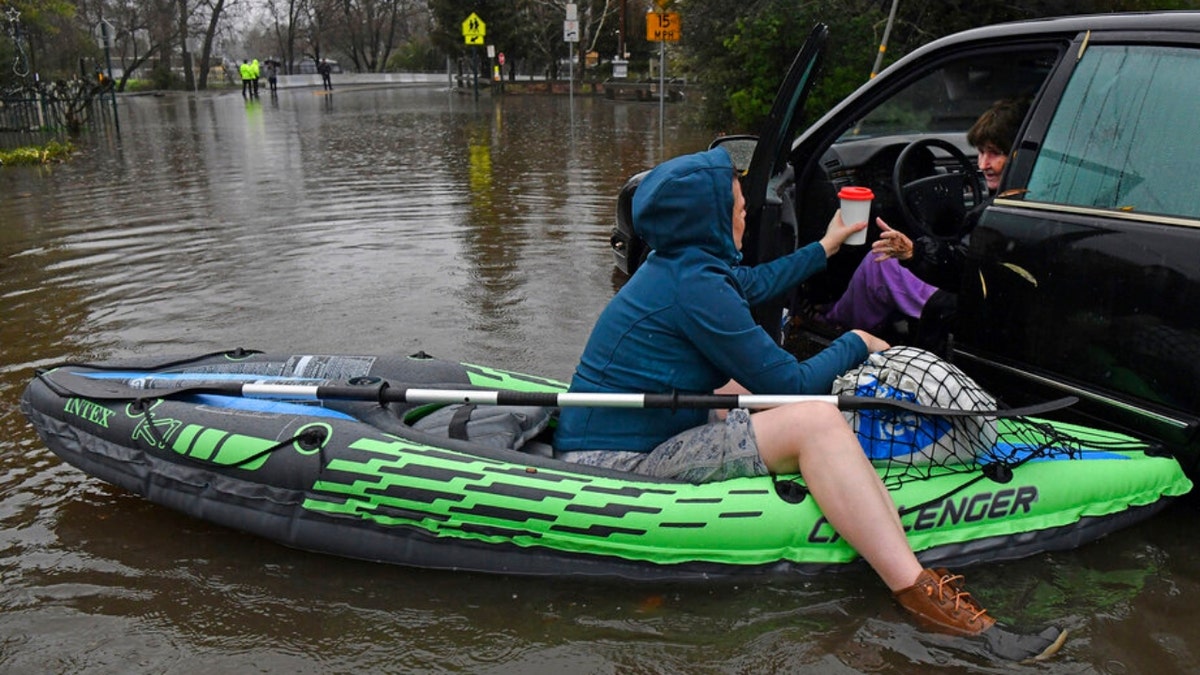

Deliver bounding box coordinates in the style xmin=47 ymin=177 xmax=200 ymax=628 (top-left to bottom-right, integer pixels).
xmin=1025 ymin=45 xmax=1200 ymax=219
xmin=789 ymin=46 xmax=1056 ymax=312
xmin=839 ymin=50 xmax=1056 ymax=140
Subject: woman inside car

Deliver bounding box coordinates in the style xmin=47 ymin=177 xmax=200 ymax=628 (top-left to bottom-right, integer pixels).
xmin=821 ymin=98 xmax=1030 ymax=352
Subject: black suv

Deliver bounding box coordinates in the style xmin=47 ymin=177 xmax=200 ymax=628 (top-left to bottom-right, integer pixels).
xmin=609 ymin=13 xmax=1200 ymax=476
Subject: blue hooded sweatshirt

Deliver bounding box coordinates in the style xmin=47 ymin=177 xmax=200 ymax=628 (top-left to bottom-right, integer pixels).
xmin=554 ymin=147 xmax=867 ymax=453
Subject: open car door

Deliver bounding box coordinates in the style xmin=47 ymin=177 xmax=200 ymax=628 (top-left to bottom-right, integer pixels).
xmin=716 ymin=23 xmax=829 ymax=341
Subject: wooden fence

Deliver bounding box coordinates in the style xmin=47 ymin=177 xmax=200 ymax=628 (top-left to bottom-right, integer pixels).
xmin=0 ymin=80 xmax=117 ymax=149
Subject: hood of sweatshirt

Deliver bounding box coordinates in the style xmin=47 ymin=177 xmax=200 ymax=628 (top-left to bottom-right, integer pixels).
xmin=631 ymin=147 xmax=740 ymax=266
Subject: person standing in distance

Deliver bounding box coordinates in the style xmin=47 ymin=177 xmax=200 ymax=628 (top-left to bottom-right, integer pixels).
xmin=317 ymin=59 xmax=333 ymax=91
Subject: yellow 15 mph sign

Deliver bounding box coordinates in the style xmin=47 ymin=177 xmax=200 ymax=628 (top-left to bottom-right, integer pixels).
xmin=646 ymin=12 xmax=680 ymax=42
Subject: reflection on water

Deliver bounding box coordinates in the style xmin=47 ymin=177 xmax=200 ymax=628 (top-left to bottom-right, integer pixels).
xmin=0 ymin=88 xmax=713 ymax=376
xmin=1 ymin=87 xmax=1199 ymax=672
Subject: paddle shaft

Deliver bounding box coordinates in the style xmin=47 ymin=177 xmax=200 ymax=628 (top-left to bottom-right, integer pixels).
xmin=249 ymin=382 xmax=832 ymax=410
xmin=238 ymin=381 xmax=1075 ymax=418
xmin=46 ymin=371 xmax=1077 ymax=418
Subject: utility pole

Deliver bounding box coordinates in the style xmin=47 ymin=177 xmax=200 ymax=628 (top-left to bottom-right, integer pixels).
xmin=870 ymin=0 xmax=900 ymax=79
xmin=618 ymin=0 xmax=626 ymax=58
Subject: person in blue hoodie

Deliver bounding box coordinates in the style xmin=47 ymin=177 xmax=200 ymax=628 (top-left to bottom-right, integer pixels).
xmin=555 ymin=147 xmax=1065 ymax=659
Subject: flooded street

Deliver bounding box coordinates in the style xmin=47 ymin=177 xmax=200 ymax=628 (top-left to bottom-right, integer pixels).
xmin=2 ymin=86 xmax=1199 ymax=673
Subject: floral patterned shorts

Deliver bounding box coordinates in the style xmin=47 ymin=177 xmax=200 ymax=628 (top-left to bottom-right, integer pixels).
xmin=557 ymin=408 xmax=768 ymax=484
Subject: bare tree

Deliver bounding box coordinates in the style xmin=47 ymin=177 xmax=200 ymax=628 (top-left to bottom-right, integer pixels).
xmin=302 ymin=0 xmax=336 ymax=68
xmin=338 ymin=0 xmax=388 ymax=72
xmin=512 ymin=0 xmax=562 ymax=79
xmin=193 ymin=0 xmax=230 ymax=87
xmin=265 ymin=0 xmax=306 ymax=73
xmin=178 ymin=0 xmax=194 ymax=88
xmin=571 ymin=0 xmax=618 ymax=75
xmin=88 ymin=0 xmax=175 ymax=91
xmin=511 ymin=0 xmax=617 ymax=79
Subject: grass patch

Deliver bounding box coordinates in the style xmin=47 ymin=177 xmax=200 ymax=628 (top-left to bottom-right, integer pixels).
xmin=0 ymin=140 xmax=74 ymax=166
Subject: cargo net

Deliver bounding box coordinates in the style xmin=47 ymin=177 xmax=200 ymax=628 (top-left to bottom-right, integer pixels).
xmin=830 ymin=347 xmax=1151 ymax=492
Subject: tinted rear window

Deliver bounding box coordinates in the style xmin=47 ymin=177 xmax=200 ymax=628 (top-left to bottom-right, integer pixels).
xmin=1026 ymin=45 xmax=1200 ymax=219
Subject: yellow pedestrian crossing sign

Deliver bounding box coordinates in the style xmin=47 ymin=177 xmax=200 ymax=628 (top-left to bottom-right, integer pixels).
xmin=462 ymin=13 xmax=486 ymax=46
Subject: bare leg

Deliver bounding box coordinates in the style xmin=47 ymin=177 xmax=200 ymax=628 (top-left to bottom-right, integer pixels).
xmin=750 ymin=402 xmax=1067 ymax=657
xmin=751 ymin=401 xmax=921 ymax=591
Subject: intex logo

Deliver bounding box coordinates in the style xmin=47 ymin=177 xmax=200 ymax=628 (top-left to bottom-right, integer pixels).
xmin=64 ymin=398 xmax=115 ymax=428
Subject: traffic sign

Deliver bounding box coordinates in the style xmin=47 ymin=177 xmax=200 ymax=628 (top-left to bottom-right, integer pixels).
xmin=646 ymin=12 xmax=680 ymax=43
xmin=95 ymin=19 xmax=116 ymax=49
xmin=564 ymin=20 xmax=579 ymax=43
xmin=462 ymin=12 xmax=486 ymax=46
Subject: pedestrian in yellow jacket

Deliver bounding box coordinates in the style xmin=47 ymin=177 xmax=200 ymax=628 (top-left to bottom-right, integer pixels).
xmin=239 ymin=60 xmax=255 ymax=98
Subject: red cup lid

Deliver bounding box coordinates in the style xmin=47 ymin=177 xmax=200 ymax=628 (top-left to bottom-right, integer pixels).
xmin=838 ymin=186 xmax=874 ymax=201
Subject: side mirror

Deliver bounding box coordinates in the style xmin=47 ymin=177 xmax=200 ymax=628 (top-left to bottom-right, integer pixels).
xmin=708 ymin=135 xmax=758 ymax=174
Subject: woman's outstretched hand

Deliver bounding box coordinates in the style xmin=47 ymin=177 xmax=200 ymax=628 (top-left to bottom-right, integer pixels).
xmin=870 ymin=218 xmax=914 ymax=262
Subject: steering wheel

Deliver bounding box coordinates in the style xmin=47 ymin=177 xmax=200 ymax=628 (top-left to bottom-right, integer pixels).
xmin=891 ymin=138 xmax=984 ymax=240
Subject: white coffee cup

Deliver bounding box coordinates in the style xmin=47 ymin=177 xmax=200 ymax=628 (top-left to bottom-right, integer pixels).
xmin=838 ymin=186 xmax=874 ymax=246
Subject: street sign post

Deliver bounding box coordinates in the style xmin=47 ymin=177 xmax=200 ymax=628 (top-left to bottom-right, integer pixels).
xmin=565 ymin=4 xmax=578 ymax=109
xmin=462 ymin=13 xmax=486 ymax=98
xmin=96 ymin=18 xmax=120 ymax=133
xmin=94 ymin=18 xmax=115 ymax=48
xmin=646 ymin=11 xmax=682 ymax=155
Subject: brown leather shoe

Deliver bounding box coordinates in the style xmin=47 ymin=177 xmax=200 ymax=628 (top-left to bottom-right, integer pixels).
xmin=895 ymin=568 xmax=1068 ymax=662
xmin=894 ymin=568 xmax=996 ymax=636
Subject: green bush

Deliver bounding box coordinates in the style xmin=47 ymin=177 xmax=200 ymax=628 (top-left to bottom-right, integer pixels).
xmin=0 ymin=140 xmax=74 ymax=166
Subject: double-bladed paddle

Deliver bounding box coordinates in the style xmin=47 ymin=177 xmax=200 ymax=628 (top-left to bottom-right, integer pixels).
xmin=38 ymin=369 xmax=1077 ymax=419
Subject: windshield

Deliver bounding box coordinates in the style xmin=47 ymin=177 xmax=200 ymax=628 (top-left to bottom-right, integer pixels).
xmin=840 ymin=50 xmax=1058 ymax=140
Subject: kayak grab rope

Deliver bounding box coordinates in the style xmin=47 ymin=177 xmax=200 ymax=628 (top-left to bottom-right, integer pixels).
xmin=128 ymin=398 xmax=327 ymax=469
xmin=43 ymin=348 xmax=265 ymax=376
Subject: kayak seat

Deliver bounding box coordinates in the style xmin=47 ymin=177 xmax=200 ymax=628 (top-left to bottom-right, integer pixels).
xmin=405 ymin=403 xmax=556 ymax=453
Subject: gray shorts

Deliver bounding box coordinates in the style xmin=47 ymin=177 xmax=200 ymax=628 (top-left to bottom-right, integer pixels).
xmin=557 ymin=408 xmax=768 ymax=484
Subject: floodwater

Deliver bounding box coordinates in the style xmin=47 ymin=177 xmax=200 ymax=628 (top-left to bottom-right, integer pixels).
xmin=1 ymin=86 xmax=1199 ymax=673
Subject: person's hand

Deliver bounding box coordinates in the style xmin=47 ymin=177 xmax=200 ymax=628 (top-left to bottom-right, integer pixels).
xmin=851 ymin=329 xmax=890 ymax=353
xmin=819 ymin=209 xmax=868 ymax=258
xmin=870 ymin=218 xmax=914 ymax=262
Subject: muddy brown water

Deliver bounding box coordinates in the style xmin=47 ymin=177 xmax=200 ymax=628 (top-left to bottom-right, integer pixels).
xmin=1 ymin=87 xmax=1197 ymax=673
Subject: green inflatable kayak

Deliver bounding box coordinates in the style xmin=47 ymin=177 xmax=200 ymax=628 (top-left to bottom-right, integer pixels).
xmin=20 ymin=349 xmax=1191 ymax=580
